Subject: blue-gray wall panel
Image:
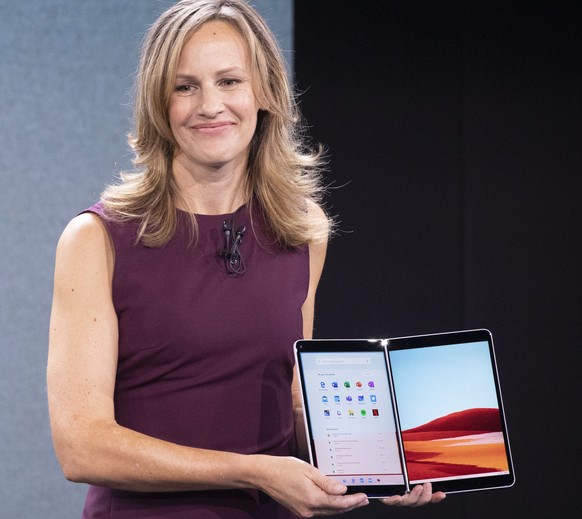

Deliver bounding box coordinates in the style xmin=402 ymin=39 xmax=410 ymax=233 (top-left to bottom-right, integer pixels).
xmin=0 ymin=1 xmax=292 ymax=516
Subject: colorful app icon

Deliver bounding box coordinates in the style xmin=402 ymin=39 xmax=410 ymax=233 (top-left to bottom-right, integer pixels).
xmin=367 ymin=381 xmax=375 ymax=388
xmin=360 ymin=409 xmax=367 ymax=416
xmin=372 ymin=408 xmax=379 ymax=416
xmin=322 ymin=395 xmax=328 ymax=403
xmin=324 ymin=409 xmax=330 ymax=416
xmin=336 ymin=410 xmax=342 ymax=416
xmin=331 ymin=381 xmax=339 ymax=388
xmin=370 ymin=395 xmax=377 ymax=403
xmin=334 ymin=395 xmax=340 ymax=403
xmin=348 ymin=409 xmax=355 ymax=416
xmin=344 ymin=381 xmax=350 ymax=388
xmin=346 ymin=395 xmax=353 ymax=402
xmin=358 ymin=395 xmax=364 ymax=402
xmin=320 ymin=381 xmax=326 ymax=388
xmin=356 ymin=381 xmax=363 ymax=388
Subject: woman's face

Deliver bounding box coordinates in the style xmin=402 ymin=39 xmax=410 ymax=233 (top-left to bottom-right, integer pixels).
xmin=168 ymin=20 xmax=259 ymax=174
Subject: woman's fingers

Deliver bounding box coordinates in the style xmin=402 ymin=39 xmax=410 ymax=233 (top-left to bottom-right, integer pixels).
xmin=380 ymin=483 xmax=446 ymax=507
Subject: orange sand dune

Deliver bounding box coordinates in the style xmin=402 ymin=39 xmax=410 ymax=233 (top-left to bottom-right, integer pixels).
xmin=401 ymin=408 xmax=509 ymax=479
xmin=405 ymin=436 xmax=509 ymax=469
xmin=406 ymin=460 xmax=496 ymax=480
xmin=403 ymin=430 xmax=490 ymax=441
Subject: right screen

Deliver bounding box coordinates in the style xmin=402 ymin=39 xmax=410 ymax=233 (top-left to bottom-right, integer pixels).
xmin=388 ymin=341 xmax=511 ymax=484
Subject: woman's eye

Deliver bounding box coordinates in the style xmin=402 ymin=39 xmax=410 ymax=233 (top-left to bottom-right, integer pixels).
xmin=175 ymin=84 xmax=195 ymax=95
xmin=221 ymin=78 xmax=241 ymax=87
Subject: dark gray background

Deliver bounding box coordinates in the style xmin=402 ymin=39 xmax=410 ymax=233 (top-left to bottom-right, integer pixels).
xmin=295 ymin=1 xmax=581 ymax=518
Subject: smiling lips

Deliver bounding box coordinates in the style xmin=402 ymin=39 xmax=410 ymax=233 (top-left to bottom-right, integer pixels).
xmin=192 ymin=121 xmax=236 ymax=134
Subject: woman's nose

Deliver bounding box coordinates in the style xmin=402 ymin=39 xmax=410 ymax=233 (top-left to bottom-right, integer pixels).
xmin=198 ymin=87 xmax=224 ymax=118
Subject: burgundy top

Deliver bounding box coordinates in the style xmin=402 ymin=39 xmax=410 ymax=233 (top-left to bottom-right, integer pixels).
xmin=81 ymin=202 xmax=309 ymax=518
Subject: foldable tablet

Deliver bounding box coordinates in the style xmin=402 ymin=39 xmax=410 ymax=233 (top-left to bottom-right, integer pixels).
xmin=294 ymin=329 xmax=514 ymax=497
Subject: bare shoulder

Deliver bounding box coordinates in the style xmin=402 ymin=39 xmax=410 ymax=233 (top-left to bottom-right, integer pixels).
xmin=57 ymin=212 xmax=111 ymax=252
xmin=57 ymin=212 xmax=113 ymax=264
xmin=304 ymin=200 xmax=329 ymax=256
xmin=54 ymin=212 xmax=114 ymax=294
xmin=303 ymin=198 xmax=328 ymax=223
xmin=301 ymin=202 xmax=328 ymax=291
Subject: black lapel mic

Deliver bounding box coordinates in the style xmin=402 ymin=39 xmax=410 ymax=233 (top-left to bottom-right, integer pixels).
xmin=218 ymin=219 xmax=246 ymax=276
xmin=220 ymin=220 xmax=232 ymax=257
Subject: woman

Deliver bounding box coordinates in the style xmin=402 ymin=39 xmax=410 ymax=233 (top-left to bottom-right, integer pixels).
xmin=47 ymin=1 xmax=444 ymax=517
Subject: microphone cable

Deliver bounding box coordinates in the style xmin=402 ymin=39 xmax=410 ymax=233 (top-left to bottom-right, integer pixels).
xmin=217 ymin=211 xmax=246 ymax=276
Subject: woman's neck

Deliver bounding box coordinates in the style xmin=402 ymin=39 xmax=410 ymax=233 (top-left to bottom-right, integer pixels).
xmin=172 ymin=157 xmax=248 ymax=215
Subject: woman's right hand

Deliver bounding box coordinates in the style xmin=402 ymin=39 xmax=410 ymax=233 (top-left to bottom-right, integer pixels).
xmin=252 ymin=455 xmax=369 ymax=517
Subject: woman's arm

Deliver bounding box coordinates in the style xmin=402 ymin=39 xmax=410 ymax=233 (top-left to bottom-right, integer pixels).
xmin=294 ymin=235 xmax=328 ymax=460
xmin=47 ymin=213 xmax=368 ymax=516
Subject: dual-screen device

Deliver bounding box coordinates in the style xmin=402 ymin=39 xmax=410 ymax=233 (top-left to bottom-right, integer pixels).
xmin=294 ymin=329 xmax=515 ymax=497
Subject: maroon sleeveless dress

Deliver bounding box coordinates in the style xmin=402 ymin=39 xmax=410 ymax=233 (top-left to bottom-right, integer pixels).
xmin=81 ymin=202 xmax=309 ymax=518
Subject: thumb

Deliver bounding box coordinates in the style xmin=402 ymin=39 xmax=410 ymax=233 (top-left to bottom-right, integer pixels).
xmin=311 ymin=470 xmax=347 ymax=496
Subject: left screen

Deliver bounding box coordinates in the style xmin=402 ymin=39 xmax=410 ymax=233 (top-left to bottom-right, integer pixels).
xmin=297 ymin=347 xmax=406 ymax=491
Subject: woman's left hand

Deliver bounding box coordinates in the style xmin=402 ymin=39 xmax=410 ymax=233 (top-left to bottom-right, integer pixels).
xmin=380 ymin=483 xmax=446 ymax=507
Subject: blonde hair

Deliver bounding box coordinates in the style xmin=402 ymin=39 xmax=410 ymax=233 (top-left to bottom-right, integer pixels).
xmin=102 ymin=0 xmax=331 ymax=248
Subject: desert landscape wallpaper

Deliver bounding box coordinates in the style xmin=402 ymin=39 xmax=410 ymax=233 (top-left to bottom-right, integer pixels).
xmin=401 ymin=407 xmax=510 ymax=481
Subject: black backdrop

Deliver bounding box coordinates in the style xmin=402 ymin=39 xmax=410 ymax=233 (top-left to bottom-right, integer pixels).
xmin=294 ymin=1 xmax=581 ymax=518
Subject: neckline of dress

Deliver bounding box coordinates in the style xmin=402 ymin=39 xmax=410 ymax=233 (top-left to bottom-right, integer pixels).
xmin=176 ymin=203 xmax=247 ymax=219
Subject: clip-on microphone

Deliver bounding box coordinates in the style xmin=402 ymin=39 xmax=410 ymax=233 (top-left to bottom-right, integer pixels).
xmin=218 ymin=219 xmax=246 ymax=276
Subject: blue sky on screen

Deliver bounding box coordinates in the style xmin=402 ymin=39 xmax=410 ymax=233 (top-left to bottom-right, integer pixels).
xmin=389 ymin=341 xmax=498 ymax=430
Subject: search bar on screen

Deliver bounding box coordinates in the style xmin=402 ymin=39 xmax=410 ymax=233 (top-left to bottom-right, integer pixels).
xmin=316 ymin=357 xmax=371 ymax=366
